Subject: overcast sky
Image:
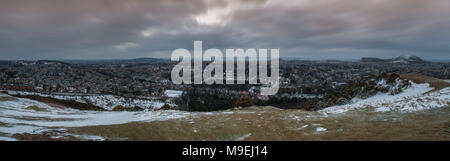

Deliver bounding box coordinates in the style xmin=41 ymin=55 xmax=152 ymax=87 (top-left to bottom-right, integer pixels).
xmin=0 ymin=0 xmax=449 ymax=60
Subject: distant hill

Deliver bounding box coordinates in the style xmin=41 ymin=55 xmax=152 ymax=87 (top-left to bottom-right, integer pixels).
xmin=361 ymin=55 xmax=426 ymax=63
xmin=360 ymin=57 xmax=385 ymax=63
xmin=13 ymin=60 xmax=70 ymax=66
xmin=61 ymin=57 xmax=169 ymax=64
xmin=125 ymin=57 xmax=169 ymax=63
xmin=391 ymin=55 xmax=425 ymax=63
xmin=0 ymin=58 xmax=169 ymax=65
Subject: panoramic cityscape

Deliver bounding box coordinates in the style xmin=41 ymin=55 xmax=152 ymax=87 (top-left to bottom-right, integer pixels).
xmin=0 ymin=0 xmax=448 ymax=144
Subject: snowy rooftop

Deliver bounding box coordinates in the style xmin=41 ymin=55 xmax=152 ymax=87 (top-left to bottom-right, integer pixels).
xmin=164 ymin=90 xmax=183 ymax=98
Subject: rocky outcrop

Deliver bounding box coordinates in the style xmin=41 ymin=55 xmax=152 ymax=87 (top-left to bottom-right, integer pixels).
xmin=112 ymin=105 xmax=143 ymax=111
xmin=306 ymin=73 xmax=412 ymax=111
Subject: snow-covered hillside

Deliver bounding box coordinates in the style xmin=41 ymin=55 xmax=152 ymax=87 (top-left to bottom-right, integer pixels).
xmin=4 ymin=91 xmax=169 ymax=110
xmin=320 ymin=82 xmax=449 ymax=114
xmin=0 ymin=93 xmax=195 ymax=140
xmin=0 ymin=77 xmax=448 ymax=141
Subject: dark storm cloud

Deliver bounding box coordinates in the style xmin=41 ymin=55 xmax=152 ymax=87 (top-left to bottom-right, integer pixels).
xmin=0 ymin=0 xmax=449 ymax=60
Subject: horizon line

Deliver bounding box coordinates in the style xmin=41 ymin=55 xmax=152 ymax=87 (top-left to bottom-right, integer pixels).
xmin=1 ymin=57 xmax=449 ymax=62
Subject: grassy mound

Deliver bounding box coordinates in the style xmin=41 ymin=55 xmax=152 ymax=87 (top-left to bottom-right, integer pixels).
xmin=0 ymin=96 xmax=18 ymax=102
xmin=12 ymin=95 xmax=105 ymax=111
xmin=25 ymin=105 xmax=49 ymax=112
xmin=400 ymin=74 xmax=450 ymax=91
xmin=306 ymin=73 xmax=411 ymax=111
xmin=112 ymin=105 xmax=143 ymax=111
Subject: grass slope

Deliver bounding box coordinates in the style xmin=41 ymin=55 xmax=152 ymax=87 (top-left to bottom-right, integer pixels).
xmin=400 ymin=74 xmax=450 ymax=91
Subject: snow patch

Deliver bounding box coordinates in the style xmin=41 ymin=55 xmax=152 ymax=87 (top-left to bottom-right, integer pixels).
xmin=164 ymin=90 xmax=183 ymax=98
xmin=320 ymin=82 xmax=449 ymax=114
xmin=297 ymin=125 xmax=309 ymax=130
xmin=316 ymin=127 xmax=327 ymax=132
xmin=236 ymin=133 xmax=252 ymax=141
xmin=3 ymin=91 xmax=168 ymax=110
xmin=0 ymin=95 xmax=195 ymax=135
xmin=0 ymin=136 xmax=18 ymax=141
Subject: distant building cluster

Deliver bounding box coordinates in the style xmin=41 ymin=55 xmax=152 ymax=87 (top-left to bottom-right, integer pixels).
xmin=0 ymin=59 xmax=448 ymax=107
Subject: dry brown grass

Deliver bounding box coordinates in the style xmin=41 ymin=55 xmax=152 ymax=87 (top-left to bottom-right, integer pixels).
xmin=25 ymin=105 xmax=49 ymax=112
xmin=400 ymin=74 xmax=450 ymax=91
xmin=66 ymin=106 xmax=450 ymax=141
xmin=0 ymin=96 xmax=17 ymax=102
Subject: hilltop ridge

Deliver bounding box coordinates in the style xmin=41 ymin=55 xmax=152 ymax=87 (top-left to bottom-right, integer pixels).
xmin=361 ymin=55 xmax=426 ymax=63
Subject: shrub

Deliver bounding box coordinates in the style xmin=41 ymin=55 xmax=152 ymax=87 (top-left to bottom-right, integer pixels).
xmin=160 ymin=104 xmax=173 ymax=110
xmin=112 ymin=105 xmax=143 ymax=111
xmin=112 ymin=105 xmax=125 ymax=111
xmin=235 ymin=97 xmax=253 ymax=107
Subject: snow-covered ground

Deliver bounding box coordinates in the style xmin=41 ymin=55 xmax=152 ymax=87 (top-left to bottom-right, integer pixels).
xmin=164 ymin=90 xmax=183 ymax=98
xmin=0 ymin=93 xmax=195 ymax=140
xmin=320 ymin=82 xmax=449 ymax=114
xmin=0 ymin=81 xmax=448 ymax=140
xmin=236 ymin=133 xmax=252 ymax=141
xmin=0 ymin=93 xmax=255 ymax=140
xmin=3 ymin=91 xmax=168 ymax=110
